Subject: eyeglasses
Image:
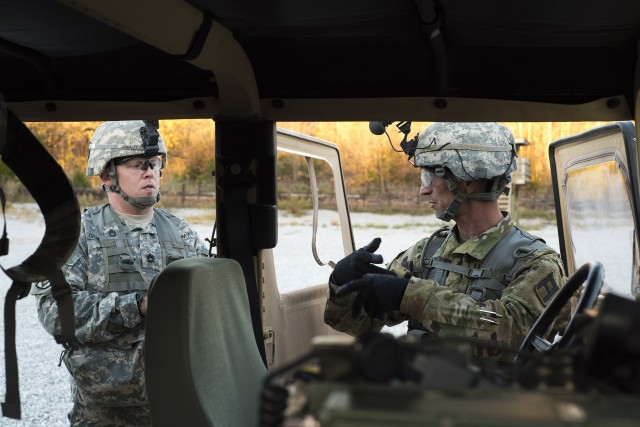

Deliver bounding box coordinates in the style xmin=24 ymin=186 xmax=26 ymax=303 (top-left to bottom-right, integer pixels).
xmin=115 ymin=156 xmax=163 ymax=172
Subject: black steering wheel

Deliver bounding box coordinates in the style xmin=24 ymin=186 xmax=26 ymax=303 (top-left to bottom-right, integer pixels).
xmin=516 ymin=261 xmax=604 ymax=360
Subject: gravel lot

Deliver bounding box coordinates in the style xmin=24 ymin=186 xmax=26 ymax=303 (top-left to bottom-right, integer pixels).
xmin=0 ymin=204 xmax=559 ymax=426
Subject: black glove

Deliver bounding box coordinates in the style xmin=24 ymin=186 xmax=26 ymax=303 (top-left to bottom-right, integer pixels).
xmin=331 ymin=237 xmax=393 ymax=286
xmin=336 ymin=273 xmax=410 ymax=319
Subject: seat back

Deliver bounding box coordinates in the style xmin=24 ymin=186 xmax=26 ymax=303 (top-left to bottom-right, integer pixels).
xmin=145 ymin=257 xmax=267 ymax=427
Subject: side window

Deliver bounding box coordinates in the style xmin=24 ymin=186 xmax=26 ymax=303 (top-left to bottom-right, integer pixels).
xmin=273 ymin=128 xmax=355 ymax=294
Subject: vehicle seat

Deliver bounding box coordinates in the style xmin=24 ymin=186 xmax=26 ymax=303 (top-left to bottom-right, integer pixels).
xmin=145 ymin=257 xmax=267 ymax=427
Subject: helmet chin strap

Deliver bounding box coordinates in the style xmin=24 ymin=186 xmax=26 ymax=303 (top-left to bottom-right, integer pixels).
xmin=438 ymin=176 xmax=465 ymax=222
xmin=102 ymin=160 xmax=160 ymax=210
xmin=437 ymin=173 xmax=509 ymax=222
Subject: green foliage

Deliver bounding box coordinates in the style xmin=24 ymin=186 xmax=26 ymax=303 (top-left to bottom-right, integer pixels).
xmin=70 ymin=169 xmax=90 ymax=188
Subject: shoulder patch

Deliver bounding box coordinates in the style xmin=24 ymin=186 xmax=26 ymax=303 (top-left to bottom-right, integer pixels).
xmin=535 ymin=273 xmax=559 ymax=305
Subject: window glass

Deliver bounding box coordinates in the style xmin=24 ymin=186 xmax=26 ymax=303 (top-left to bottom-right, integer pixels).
xmin=274 ymin=153 xmax=344 ymax=293
xmin=565 ymin=160 xmax=634 ymax=297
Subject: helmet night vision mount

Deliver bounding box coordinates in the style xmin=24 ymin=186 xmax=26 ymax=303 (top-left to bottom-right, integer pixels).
xmin=369 ymin=120 xmax=420 ymax=161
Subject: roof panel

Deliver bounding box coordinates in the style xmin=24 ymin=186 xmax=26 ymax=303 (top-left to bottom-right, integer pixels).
xmin=0 ymin=0 xmax=638 ymax=121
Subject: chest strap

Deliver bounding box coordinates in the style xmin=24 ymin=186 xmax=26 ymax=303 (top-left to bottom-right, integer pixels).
xmin=422 ymin=258 xmax=513 ymax=286
xmin=420 ymin=226 xmax=547 ymax=292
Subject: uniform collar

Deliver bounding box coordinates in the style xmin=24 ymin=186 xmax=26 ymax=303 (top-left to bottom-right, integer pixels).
xmin=446 ymin=213 xmax=514 ymax=260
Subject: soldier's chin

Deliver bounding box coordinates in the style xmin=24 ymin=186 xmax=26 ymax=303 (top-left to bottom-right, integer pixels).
xmin=136 ymin=190 xmax=159 ymax=203
xmin=135 ymin=196 xmax=158 ymax=208
xmin=139 ymin=189 xmax=158 ymax=198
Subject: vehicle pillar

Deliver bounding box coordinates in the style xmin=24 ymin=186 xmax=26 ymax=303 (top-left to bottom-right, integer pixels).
xmin=214 ymin=119 xmax=277 ymax=366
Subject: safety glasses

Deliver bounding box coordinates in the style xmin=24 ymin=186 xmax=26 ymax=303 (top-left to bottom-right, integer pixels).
xmin=116 ymin=155 xmax=163 ymax=172
xmin=420 ymin=167 xmax=445 ymax=188
xmin=420 ymin=168 xmax=436 ymax=187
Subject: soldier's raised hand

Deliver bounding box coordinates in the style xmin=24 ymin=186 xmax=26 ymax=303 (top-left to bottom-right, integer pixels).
xmin=331 ymin=237 xmax=393 ymax=286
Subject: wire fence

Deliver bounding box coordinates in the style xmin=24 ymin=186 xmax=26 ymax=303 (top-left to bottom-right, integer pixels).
xmin=7 ymin=181 xmax=555 ymax=214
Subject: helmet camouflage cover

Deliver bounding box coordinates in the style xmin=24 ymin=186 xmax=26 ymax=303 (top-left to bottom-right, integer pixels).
xmin=86 ymin=120 xmax=167 ymax=176
xmin=413 ymin=122 xmax=517 ymax=181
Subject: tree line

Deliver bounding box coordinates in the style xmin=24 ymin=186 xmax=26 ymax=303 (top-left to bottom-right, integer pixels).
xmin=0 ymin=120 xmax=613 ymax=202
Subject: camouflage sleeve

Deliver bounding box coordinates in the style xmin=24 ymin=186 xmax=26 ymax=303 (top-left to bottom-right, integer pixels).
xmin=35 ymin=222 xmax=143 ymax=344
xmin=400 ymin=247 xmax=567 ymax=352
xmin=324 ymin=280 xmax=388 ymax=336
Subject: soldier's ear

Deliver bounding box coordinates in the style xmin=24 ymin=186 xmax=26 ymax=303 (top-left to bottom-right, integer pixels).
xmin=100 ymin=168 xmax=112 ymax=184
xmin=464 ymin=179 xmax=491 ymax=194
xmin=457 ymin=179 xmax=471 ymax=193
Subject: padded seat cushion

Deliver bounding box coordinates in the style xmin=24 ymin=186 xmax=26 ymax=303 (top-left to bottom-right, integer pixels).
xmin=145 ymin=258 xmax=267 ymax=427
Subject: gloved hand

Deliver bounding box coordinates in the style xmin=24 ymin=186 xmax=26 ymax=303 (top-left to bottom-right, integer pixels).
xmin=331 ymin=237 xmax=393 ymax=286
xmin=336 ymin=273 xmax=410 ymax=319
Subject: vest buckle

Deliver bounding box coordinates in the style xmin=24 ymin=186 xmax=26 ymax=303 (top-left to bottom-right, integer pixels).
xmin=469 ymin=268 xmax=484 ymax=278
xmin=467 ymin=286 xmax=486 ymax=301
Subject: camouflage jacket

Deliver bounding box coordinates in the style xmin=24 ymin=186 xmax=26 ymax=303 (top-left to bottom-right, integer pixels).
xmin=325 ymin=215 xmax=567 ymax=357
xmin=34 ymin=203 xmax=208 ymax=406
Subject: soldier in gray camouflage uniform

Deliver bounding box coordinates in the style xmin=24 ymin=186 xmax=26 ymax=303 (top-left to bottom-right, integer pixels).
xmin=325 ymin=122 xmax=567 ymax=359
xmin=34 ymin=120 xmax=208 ymax=426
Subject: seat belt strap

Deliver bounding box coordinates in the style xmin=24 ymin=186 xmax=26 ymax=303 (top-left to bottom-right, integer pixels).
xmin=0 ymin=108 xmax=81 ymax=420
xmin=1 ymin=279 xmax=29 ymax=419
xmin=44 ymin=266 xmax=79 ymax=349
xmin=305 ymin=156 xmax=336 ymax=269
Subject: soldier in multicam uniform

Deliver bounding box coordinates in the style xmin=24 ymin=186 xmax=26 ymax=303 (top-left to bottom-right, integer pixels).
xmin=325 ymin=122 xmax=567 ymax=359
xmin=34 ymin=120 xmax=208 ymax=426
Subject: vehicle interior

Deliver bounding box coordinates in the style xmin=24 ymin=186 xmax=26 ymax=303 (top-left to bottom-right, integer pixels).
xmin=2 ymin=0 xmax=640 ymax=426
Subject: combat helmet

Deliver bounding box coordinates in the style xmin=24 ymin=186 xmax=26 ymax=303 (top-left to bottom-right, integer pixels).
xmin=412 ymin=122 xmax=517 ymax=221
xmin=87 ymin=120 xmax=166 ymax=209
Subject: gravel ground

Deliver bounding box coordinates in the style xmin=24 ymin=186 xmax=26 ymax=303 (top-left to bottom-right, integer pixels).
xmin=0 ymin=204 xmax=69 ymax=426
xmin=0 ymin=204 xmax=560 ymax=426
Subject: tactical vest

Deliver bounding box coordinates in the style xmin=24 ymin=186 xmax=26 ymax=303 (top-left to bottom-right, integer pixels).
xmin=407 ymin=224 xmax=549 ymax=332
xmin=85 ymin=204 xmax=187 ymax=294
